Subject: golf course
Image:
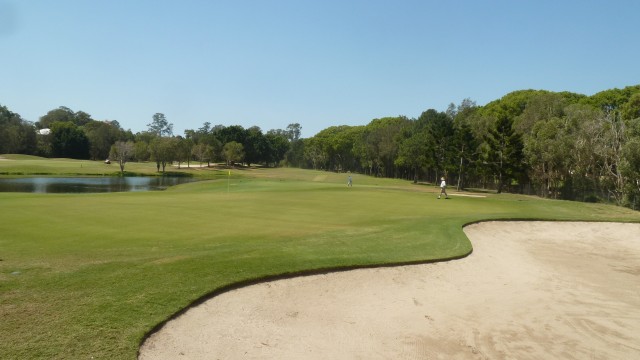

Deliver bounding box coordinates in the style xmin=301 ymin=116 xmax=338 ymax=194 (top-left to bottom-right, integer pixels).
xmin=1 ymin=155 xmax=639 ymax=359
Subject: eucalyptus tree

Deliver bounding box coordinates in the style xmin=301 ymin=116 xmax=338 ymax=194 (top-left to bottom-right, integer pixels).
xmin=284 ymin=123 xmax=304 ymax=167
xmin=302 ymin=137 xmax=327 ymax=170
xmin=514 ymin=92 xmax=571 ymax=134
xmin=196 ymin=121 xmax=212 ymax=142
xmin=187 ymin=122 xmax=222 ymax=164
xmin=621 ymin=117 xmax=640 ymax=209
xmin=134 ymin=141 xmax=150 ymax=162
xmin=147 ymin=113 xmax=173 ymax=137
xmin=524 ymin=117 xmax=574 ymax=198
xmin=312 ymin=125 xmax=359 ymax=172
xmin=191 ymin=143 xmax=211 ymax=166
xmin=566 ymin=104 xmax=605 ymax=200
xmin=109 ymin=141 xmax=135 ymax=174
xmin=149 ymin=136 xmax=176 ymax=172
xmin=581 ymin=85 xmax=640 ymax=111
xmin=361 ymin=117 xmax=410 ymax=177
xmin=286 ymin=123 xmax=302 ymax=142
xmin=223 ymin=141 xmax=244 ymax=166
xmin=174 ymin=136 xmax=193 ymax=168
xmin=621 ymin=93 xmax=640 ymax=121
xmin=595 ymin=110 xmax=627 ymax=205
xmin=84 ymin=120 xmax=125 ymax=160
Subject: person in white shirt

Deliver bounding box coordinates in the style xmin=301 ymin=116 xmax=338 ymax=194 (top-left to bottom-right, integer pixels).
xmin=438 ymin=177 xmax=448 ymax=199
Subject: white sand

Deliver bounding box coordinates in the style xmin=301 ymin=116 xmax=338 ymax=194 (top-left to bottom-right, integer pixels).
xmin=139 ymin=222 xmax=640 ymax=359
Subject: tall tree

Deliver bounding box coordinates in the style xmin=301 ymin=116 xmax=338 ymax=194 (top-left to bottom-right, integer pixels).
xmin=149 ymin=137 xmax=176 ymax=172
xmin=286 ymin=123 xmax=302 ymax=142
xmin=147 ymin=113 xmax=173 ymax=137
xmin=37 ymin=106 xmax=75 ymax=129
xmin=174 ymin=136 xmax=193 ymax=168
xmin=244 ymin=126 xmax=267 ymax=166
xmin=395 ymin=129 xmax=432 ymax=182
xmin=621 ymin=117 xmax=640 ymax=209
xmin=50 ymin=121 xmax=90 ymax=159
xmin=524 ymin=117 xmax=573 ymax=198
xmin=285 ymin=123 xmax=304 ymax=167
xmin=483 ymin=116 xmax=524 ymax=193
xmin=84 ymin=120 xmax=124 ymax=160
xmin=424 ymin=110 xmax=456 ymax=181
xmin=452 ymin=121 xmax=478 ymax=190
xmin=265 ymin=130 xmax=291 ymax=167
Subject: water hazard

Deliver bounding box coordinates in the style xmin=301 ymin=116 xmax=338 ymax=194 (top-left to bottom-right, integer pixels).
xmin=0 ymin=176 xmax=197 ymax=193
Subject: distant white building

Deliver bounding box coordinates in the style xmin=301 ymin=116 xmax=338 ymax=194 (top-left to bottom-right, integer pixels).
xmin=37 ymin=128 xmax=51 ymax=135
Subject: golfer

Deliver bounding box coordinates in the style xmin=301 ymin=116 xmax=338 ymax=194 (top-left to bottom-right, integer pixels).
xmin=347 ymin=175 xmax=352 ymax=187
xmin=438 ymin=177 xmax=448 ymax=199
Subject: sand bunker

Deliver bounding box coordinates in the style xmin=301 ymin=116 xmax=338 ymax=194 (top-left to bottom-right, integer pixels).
xmin=139 ymin=221 xmax=640 ymax=359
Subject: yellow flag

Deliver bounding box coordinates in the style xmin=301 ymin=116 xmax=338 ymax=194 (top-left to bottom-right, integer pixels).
xmin=228 ymin=170 xmax=231 ymax=176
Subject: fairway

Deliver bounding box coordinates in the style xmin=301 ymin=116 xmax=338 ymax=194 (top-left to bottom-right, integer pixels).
xmin=1 ymin=162 xmax=639 ymax=359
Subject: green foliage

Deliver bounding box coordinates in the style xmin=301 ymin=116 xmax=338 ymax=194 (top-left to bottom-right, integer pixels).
xmin=50 ymin=121 xmax=90 ymax=159
xmin=483 ymin=116 xmax=524 ymax=193
xmin=580 ymin=85 xmax=640 ymax=111
xmin=146 ymin=113 xmax=173 ymax=137
xmin=4 ymin=84 xmax=640 ymax=209
xmin=621 ymin=93 xmax=640 ymax=120
xmin=0 ymin=104 xmax=36 ymax=155
xmin=223 ymin=141 xmax=244 ymax=165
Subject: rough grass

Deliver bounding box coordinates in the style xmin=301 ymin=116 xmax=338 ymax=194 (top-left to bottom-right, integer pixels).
xmin=1 ymin=159 xmax=639 ymax=359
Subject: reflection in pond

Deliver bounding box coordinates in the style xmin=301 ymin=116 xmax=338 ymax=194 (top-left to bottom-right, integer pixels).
xmin=0 ymin=177 xmax=198 ymax=193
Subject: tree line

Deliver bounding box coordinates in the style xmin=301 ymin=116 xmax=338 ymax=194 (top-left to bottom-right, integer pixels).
xmin=0 ymin=105 xmax=301 ymax=173
xmin=2 ymin=84 xmax=640 ymax=209
xmin=292 ymin=85 xmax=640 ymax=210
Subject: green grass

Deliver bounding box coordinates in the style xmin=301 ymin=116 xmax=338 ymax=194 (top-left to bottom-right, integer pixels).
xmin=0 ymin=154 xmax=219 ymax=177
xmin=1 ymin=158 xmax=639 ymax=359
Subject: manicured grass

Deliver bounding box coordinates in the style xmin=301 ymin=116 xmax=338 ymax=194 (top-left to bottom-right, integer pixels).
xmin=0 ymin=154 xmax=218 ymax=177
xmin=1 ymin=159 xmax=639 ymax=359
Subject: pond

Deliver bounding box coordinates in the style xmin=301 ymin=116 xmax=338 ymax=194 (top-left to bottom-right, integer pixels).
xmin=0 ymin=176 xmax=198 ymax=193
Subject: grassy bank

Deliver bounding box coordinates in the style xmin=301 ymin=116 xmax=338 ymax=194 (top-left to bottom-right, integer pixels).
xmin=1 ymin=158 xmax=639 ymax=359
xmin=0 ymin=154 xmax=220 ymax=177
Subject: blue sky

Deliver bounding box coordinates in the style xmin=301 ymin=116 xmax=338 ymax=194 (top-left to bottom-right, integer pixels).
xmin=1 ymin=0 xmax=638 ymax=138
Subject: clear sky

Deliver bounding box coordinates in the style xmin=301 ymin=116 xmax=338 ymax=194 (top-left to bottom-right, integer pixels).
xmin=1 ymin=0 xmax=638 ymax=138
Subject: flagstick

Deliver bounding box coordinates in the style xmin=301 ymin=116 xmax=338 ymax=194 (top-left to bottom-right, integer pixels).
xmin=227 ymin=169 xmax=230 ymax=193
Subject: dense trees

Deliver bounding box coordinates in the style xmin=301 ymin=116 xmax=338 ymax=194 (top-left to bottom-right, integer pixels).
xmin=296 ymin=85 xmax=640 ymax=209
xmin=2 ymin=84 xmax=640 ymax=209
xmin=50 ymin=121 xmax=90 ymax=159
xmin=0 ymin=105 xmax=36 ymax=155
xmin=483 ymin=116 xmax=524 ymax=193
